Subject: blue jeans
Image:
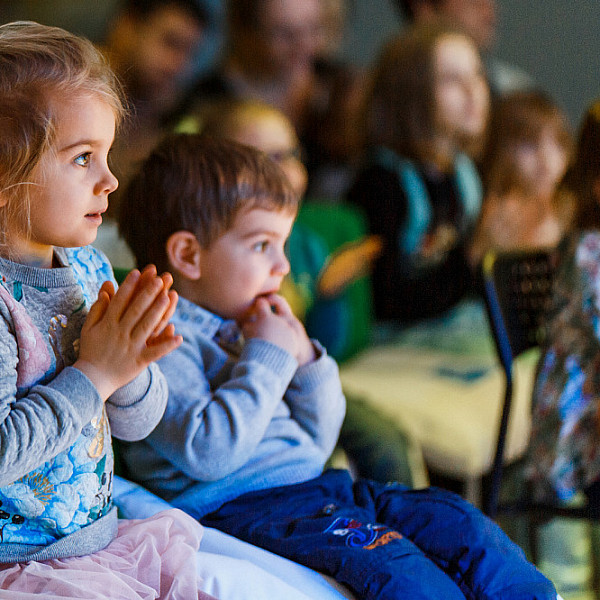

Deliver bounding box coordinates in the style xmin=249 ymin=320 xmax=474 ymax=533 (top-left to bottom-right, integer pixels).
xmin=202 ymin=470 xmax=555 ymax=600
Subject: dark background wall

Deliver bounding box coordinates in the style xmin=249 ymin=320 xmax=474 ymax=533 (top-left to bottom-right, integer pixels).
xmin=1 ymin=0 xmax=598 ymax=128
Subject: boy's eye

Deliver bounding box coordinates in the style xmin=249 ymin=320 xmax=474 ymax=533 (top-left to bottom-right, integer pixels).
xmin=74 ymin=152 xmax=91 ymax=167
xmin=252 ymin=241 xmax=269 ymax=252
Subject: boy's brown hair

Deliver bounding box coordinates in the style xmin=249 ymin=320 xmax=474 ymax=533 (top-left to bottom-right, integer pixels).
xmin=119 ymin=134 xmax=300 ymax=273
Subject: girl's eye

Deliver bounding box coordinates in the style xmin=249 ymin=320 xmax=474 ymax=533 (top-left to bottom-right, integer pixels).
xmin=74 ymin=152 xmax=91 ymax=167
xmin=253 ymin=241 xmax=269 ymax=253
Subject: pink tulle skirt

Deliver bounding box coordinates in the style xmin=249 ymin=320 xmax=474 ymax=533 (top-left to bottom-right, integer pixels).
xmin=0 ymin=509 xmax=215 ymax=599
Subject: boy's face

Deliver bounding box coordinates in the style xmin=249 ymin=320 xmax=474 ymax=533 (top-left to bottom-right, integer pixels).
xmin=193 ymin=206 xmax=295 ymax=322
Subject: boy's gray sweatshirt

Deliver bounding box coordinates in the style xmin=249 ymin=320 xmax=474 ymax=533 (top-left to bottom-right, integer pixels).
xmin=121 ymin=297 xmax=346 ymax=519
xmin=0 ymin=247 xmax=167 ymax=562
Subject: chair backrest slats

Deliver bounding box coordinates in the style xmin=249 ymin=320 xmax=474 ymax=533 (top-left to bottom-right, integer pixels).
xmin=481 ymin=249 xmax=556 ymax=517
xmin=483 ymin=250 xmax=555 ymax=369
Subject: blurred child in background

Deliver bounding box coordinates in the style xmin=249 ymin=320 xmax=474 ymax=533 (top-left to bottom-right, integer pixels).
xmin=347 ymin=24 xmax=489 ymax=324
xmin=469 ymin=91 xmax=572 ymax=266
xmin=527 ymin=99 xmax=600 ymax=509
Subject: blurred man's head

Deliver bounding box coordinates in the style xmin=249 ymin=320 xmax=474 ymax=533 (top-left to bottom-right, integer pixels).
xmin=228 ymin=0 xmax=323 ymax=77
xmin=105 ymin=0 xmax=207 ymax=98
xmin=395 ymin=0 xmax=497 ymax=51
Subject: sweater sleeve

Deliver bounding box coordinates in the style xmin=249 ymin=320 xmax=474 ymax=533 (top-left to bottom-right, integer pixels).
xmin=105 ymin=363 xmax=168 ymax=441
xmin=148 ymin=333 xmax=299 ymax=481
xmin=65 ymin=245 xmax=168 ymax=442
xmin=284 ymin=342 xmax=346 ymax=457
xmin=0 ymin=310 xmax=102 ymax=485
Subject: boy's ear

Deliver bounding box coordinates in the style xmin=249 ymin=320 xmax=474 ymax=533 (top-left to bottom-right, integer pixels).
xmin=166 ymin=231 xmax=202 ymax=280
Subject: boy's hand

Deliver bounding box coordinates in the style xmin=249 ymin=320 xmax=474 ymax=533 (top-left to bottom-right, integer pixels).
xmin=74 ymin=265 xmax=182 ymax=401
xmin=241 ymin=294 xmax=315 ymax=366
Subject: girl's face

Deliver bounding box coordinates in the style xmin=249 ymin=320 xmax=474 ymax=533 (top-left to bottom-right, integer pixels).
xmin=230 ymin=111 xmax=308 ymax=198
xmin=432 ymin=34 xmax=489 ymax=150
xmin=514 ymin=126 xmax=569 ymax=202
xmin=4 ymin=95 xmax=118 ymax=267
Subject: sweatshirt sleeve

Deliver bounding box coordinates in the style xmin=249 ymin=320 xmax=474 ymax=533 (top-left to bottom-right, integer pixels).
xmin=147 ymin=333 xmax=298 ymax=481
xmin=105 ymin=363 xmax=168 ymax=441
xmin=66 ymin=245 xmax=168 ymax=442
xmin=284 ymin=341 xmax=346 ymax=458
xmin=0 ymin=308 xmax=103 ymax=485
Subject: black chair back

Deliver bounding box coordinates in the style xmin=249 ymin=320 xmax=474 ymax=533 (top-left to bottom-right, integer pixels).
xmin=481 ymin=249 xmax=556 ymax=517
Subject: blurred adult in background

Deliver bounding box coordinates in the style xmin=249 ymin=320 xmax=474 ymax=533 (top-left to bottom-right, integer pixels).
xmin=394 ymin=0 xmax=533 ymax=97
xmin=93 ymin=0 xmax=208 ymax=269
xmin=102 ymin=0 xmax=208 ymax=215
xmin=177 ymin=0 xmax=365 ymax=200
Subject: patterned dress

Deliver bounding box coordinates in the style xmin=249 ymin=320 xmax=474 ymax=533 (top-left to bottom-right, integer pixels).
xmin=527 ymin=231 xmax=600 ymax=502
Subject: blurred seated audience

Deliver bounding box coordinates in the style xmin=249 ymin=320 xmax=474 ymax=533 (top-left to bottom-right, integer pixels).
xmin=469 ymin=91 xmax=573 ymax=267
xmin=347 ymin=23 xmax=490 ymax=325
xmin=393 ymin=0 xmax=534 ymax=97
xmin=101 ymin=0 xmax=208 ymax=215
xmin=176 ymin=0 xmax=365 ymax=200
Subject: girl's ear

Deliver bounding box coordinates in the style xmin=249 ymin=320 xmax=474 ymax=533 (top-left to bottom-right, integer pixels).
xmin=166 ymin=231 xmax=202 ymax=280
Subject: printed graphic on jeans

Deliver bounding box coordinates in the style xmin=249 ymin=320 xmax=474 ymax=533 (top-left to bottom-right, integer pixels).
xmin=324 ymin=517 xmax=402 ymax=549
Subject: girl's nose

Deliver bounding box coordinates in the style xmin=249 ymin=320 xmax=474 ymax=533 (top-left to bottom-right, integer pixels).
xmin=97 ymin=167 xmax=119 ymax=195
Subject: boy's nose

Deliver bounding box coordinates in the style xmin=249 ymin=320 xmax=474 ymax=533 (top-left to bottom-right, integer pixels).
xmin=274 ymin=253 xmax=290 ymax=276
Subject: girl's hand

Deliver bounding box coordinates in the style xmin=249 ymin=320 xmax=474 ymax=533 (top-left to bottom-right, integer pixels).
xmin=240 ymin=294 xmax=315 ymax=366
xmin=148 ymin=271 xmax=179 ymax=343
xmin=74 ymin=265 xmax=182 ymax=400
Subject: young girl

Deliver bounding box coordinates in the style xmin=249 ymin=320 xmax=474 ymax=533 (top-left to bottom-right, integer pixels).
xmin=526 ymin=99 xmax=600 ymax=510
xmin=469 ymin=90 xmax=572 ymax=266
xmin=347 ymin=23 xmax=489 ymax=324
xmin=0 ymin=21 xmax=214 ymax=599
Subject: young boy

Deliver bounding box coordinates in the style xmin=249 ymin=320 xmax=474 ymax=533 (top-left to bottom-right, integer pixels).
xmin=118 ymin=134 xmax=556 ymax=600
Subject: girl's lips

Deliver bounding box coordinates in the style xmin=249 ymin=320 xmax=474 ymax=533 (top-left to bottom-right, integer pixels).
xmin=85 ymin=213 xmax=103 ymax=225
